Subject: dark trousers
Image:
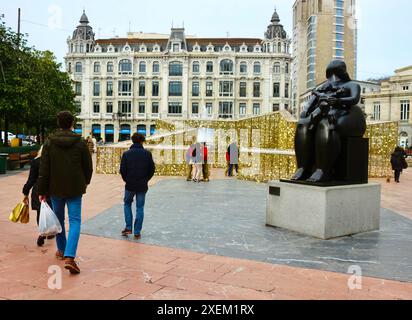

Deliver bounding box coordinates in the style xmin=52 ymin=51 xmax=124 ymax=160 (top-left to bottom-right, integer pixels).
xmin=228 ymin=164 xmax=239 ymax=176
xmin=36 ymin=209 xmax=40 ymax=226
xmin=394 ymin=170 xmax=401 ymax=182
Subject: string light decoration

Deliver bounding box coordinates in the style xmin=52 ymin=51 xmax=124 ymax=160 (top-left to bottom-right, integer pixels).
xmin=96 ymin=112 xmax=397 ymax=182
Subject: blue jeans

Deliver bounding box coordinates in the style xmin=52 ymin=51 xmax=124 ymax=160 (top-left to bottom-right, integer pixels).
xmin=124 ymin=189 xmax=146 ymax=236
xmin=51 ymin=196 xmax=82 ymax=258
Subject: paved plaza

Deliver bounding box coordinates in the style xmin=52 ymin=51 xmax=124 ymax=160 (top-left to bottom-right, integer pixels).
xmin=0 ymin=167 xmax=411 ymax=300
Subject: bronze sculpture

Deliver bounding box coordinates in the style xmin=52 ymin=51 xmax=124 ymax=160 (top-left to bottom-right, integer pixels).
xmin=291 ymin=60 xmax=367 ymax=183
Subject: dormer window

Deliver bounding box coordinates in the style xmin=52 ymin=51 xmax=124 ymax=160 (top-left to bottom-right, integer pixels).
xmin=240 ymin=44 xmax=248 ymax=52
xmin=94 ymin=45 xmax=102 ymax=53
xmin=172 ymin=43 xmax=181 ymax=53
xmin=123 ymin=44 xmax=131 ymax=52
xmin=193 ymin=43 xmax=201 ymax=52
xmin=254 ymin=44 xmax=262 ymax=53
xmin=153 ymin=44 xmax=160 ymax=52
xmin=107 ymin=44 xmax=114 ymax=53
xmin=223 ymin=44 xmax=231 ymax=52
xmin=207 ymin=44 xmax=214 ymax=52
xmin=139 ymin=44 xmax=147 ymax=52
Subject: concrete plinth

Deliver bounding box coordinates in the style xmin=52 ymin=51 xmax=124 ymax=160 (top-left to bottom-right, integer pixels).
xmin=266 ymin=181 xmax=381 ymax=239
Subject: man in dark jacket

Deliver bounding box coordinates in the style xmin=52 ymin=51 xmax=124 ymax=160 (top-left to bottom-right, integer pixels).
xmin=391 ymin=146 xmax=408 ymax=183
xmin=120 ymin=133 xmax=155 ymax=239
xmin=38 ymin=111 xmax=93 ymax=275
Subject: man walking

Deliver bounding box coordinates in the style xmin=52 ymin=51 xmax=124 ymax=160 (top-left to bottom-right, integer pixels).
xmin=120 ymin=133 xmax=155 ymax=239
xmin=38 ymin=111 xmax=93 ymax=274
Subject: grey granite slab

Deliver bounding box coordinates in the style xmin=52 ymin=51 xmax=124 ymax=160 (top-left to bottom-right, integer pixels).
xmin=82 ymin=179 xmax=412 ymax=283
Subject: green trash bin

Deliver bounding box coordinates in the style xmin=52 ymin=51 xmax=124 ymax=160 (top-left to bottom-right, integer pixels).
xmin=0 ymin=153 xmax=8 ymax=174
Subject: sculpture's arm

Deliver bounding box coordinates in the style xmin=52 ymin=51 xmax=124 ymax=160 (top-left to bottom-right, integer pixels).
xmin=301 ymin=94 xmax=318 ymax=117
xmin=336 ymin=83 xmax=361 ymax=107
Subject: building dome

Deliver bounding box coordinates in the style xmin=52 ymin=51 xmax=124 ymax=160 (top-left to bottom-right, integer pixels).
xmin=265 ymin=9 xmax=287 ymax=40
xmin=72 ymin=10 xmax=94 ymax=41
xmin=271 ymin=10 xmax=280 ymax=23
xmin=79 ymin=10 xmax=89 ymax=24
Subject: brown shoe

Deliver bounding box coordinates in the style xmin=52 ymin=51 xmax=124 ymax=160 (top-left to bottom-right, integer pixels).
xmin=64 ymin=258 xmax=80 ymax=274
xmin=55 ymin=250 xmax=64 ymax=260
xmin=121 ymin=229 xmax=132 ymax=237
xmin=134 ymin=234 xmax=141 ymax=240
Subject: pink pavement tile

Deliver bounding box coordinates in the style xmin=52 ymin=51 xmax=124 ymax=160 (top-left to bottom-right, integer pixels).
xmin=147 ymin=287 xmax=223 ymax=300
xmin=167 ymin=258 xmax=226 ymax=271
xmin=166 ymin=266 xmax=226 ymax=283
xmin=110 ymin=278 xmax=163 ymax=297
xmin=155 ymin=275 xmax=276 ymax=300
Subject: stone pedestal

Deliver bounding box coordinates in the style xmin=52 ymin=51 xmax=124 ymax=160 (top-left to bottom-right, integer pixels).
xmin=266 ymin=181 xmax=381 ymax=239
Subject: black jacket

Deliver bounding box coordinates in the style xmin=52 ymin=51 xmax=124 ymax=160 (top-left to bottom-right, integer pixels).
xmin=38 ymin=130 xmax=93 ymax=198
xmin=391 ymin=149 xmax=407 ymax=171
xmin=23 ymin=158 xmax=41 ymax=210
xmin=120 ymin=143 xmax=155 ymax=193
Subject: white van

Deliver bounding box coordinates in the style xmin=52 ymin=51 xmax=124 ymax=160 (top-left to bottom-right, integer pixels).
xmin=1 ymin=131 xmax=16 ymax=143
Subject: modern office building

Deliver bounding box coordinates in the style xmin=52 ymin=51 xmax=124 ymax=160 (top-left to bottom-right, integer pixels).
xmin=65 ymin=10 xmax=292 ymax=142
xmin=364 ymin=66 xmax=412 ymax=148
xmin=292 ymin=0 xmax=357 ymax=116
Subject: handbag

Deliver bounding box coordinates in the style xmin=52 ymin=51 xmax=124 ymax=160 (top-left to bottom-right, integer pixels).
xmin=403 ymin=159 xmax=408 ymax=170
xmin=9 ymin=202 xmax=29 ymax=224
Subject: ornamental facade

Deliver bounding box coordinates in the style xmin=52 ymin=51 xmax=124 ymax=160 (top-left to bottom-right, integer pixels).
xmin=65 ymin=10 xmax=292 ymax=142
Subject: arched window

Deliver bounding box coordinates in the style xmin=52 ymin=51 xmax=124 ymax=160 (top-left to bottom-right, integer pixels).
xmin=253 ymin=62 xmax=261 ymax=74
xmin=93 ymin=62 xmax=100 ymax=73
xmin=273 ymin=62 xmax=281 ymax=74
xmin=68 ymin=62 xmax=72 ymax=73
xmin=137 ymin=125 xmax=147 ymax=137
xmin=150 ymin=125 xmax=156 ymax=136
xmin=75 ymin=62 xmax=82 ymax=73
xmin=107 ymin=62 xmax=114 ymax=73
xmin=220 ymin=59 xmax=234 ymax=75
xmin=169 ymin=61 xmax=183 ymax=76
xmin=139 ymin=61 xmax=146 ymax=73
xmin=285 ymin=62 xmax=289 ymax=74
xmin=240 ymin=62 xmax=247 ymax=74
xmin=192 ymin=61 xmax=200 ymax=73
xmin=277 ymin=42 xmax=282 ymax=53
xmin=206 ymin=61 xmax=214 ymax=73
xmin=152 ymin=61 xmax=160 ymax=73
xmin=92 ymin=124 xmax=101 ymax=140
xmin=74 ymin=124 xmax=82 ymax=135
xmin=119 ymin=124 xmax=131 ymax=142
xmin=119 ymin=59 xmax=132 ymax=74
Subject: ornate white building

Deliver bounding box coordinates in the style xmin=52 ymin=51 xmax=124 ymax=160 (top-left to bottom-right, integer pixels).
xmin=65 ymin=10 xmax=292 ymax=142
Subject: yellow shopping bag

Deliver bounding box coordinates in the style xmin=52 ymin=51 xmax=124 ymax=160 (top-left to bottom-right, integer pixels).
xmin=9 ymin=202 xmax=29 ymax=224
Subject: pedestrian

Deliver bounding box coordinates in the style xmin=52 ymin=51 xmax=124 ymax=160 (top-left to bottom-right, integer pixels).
xmin=202 ymin=142 xmax=210 ymax=182
xmin=38 ymin=111 xmax=93 ymax=274
xmin=22 ymin=146 xmax=54 ymax=247
xmin=186 ymin=142 xmax=195 ymax=181
xmin=227 ymin=142 xmax=239 ymax=177
xmin=120 ymin=133 xmax=155 ymax=240
xmin=86 ymin=135 xmax=94 ymax=154
xmin=391 ymin=146 xmax=408 ymax=183
xmin=92 ymin=136 xmax=97 ymax=153
xmin=192 ymin=142 xmax=203 ymax=182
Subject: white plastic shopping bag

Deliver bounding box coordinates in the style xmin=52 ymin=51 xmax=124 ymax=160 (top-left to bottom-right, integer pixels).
xmin=39 ymin=201 xmax=62 ymax=237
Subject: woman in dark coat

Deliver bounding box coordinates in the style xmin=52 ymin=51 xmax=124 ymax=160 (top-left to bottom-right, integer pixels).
xmin=22 ymin=146 xmax=54 ymax=246
xmin=390 ymin=147 xmax=408 ymax=183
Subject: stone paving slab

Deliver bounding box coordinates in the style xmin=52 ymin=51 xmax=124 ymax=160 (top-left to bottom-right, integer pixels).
xmin=82 ymin=179 xmax=412 ymax=283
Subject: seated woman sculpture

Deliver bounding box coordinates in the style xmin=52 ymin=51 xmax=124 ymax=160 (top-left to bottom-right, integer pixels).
xmin=291 ymin=60 xmax=367 ymax=183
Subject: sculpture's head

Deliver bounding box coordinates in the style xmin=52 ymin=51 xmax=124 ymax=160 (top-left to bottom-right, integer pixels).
xmin=326 ymin=60 xmax=351 ymax=82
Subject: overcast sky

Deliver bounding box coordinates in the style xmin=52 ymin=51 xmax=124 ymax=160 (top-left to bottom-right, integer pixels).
xmin=1 ymin=0 xmax=411 ymax=80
